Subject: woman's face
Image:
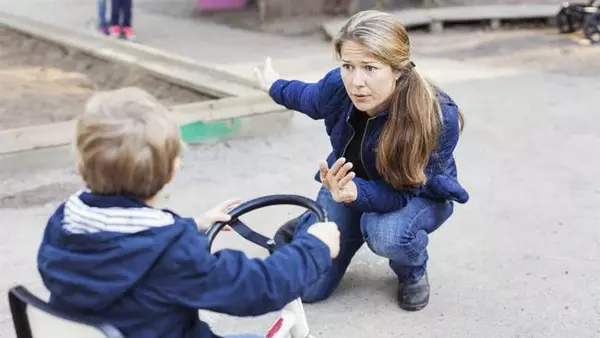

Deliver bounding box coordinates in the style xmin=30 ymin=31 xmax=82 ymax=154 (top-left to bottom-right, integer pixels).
xmin=340 ymin=41 xmax=397 ymax=116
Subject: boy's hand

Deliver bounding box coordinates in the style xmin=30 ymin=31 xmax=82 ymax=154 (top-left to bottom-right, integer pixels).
xmin=307 ymin=222 xmax=340 ymax=259
xmin=195 ymin=199 xmax=242 ymax=232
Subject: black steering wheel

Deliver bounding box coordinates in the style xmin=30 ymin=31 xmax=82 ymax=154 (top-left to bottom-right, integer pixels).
xmin=206 ymin=194 xmax=327 ymax=253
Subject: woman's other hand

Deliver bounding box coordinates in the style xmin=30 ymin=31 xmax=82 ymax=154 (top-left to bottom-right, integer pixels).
xmin=253 ymin=56 xmax=280 ymax=92
xmin=319 ymin=158 xmax=358 ymax=203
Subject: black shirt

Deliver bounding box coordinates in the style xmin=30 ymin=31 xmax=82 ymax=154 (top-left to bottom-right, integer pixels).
xmin=343 ymin=110 xmax=370 ymax=180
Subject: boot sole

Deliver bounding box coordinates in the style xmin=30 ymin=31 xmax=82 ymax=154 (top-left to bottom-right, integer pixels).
xmin=399 ymin=298 xmax=429 ymax=311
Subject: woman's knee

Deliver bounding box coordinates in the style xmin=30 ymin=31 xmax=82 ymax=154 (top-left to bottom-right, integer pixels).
xmin=360 ymin=198 xmax=453 ymax=262
xmin=361 ymin=214 xmax=428 ymax=263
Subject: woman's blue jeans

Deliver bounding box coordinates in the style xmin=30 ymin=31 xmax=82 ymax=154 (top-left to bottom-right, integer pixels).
xmin=296 ymin=186 xmax=454 ymax=303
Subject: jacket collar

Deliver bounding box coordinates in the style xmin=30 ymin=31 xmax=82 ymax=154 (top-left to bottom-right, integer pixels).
xmin=344 ymin=103 xmax=390 ymax=122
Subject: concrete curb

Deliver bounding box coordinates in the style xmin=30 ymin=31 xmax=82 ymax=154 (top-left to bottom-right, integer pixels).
xmin=322 ymin=4 xmax=559 ymax=37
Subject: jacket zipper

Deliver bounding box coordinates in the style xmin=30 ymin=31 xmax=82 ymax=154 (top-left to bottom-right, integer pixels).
xmin=341 ymin=114 xmax=355 ymax=159
xmin=360 ymin=117 xmax=375 ymax=181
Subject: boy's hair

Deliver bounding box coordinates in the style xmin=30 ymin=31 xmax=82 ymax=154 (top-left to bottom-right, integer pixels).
xmin=76 ymin=87 xmax=182 ymax=200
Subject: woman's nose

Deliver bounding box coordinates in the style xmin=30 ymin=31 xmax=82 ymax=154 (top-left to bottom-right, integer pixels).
xmin=352 ymin=71 xmax=366 ymax=87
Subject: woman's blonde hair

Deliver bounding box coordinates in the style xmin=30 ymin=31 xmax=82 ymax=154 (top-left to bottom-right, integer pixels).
xmin=333 ymin=10 xmax=464 ymax=189
xmin=76 ymin=87 xmax=182 ymax=200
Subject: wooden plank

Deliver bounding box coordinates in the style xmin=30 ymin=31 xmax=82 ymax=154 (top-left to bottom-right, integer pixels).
xmin=0 ymin=95 xmax=285 ymax=155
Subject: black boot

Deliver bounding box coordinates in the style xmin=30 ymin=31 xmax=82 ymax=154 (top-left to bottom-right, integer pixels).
xmin=273 ymin=213 xmax=304 ymax=245
xmin=397 ymin=272 xmax=430 ymax=311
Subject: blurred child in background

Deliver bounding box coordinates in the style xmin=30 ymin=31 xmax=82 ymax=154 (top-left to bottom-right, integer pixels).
xmin=110 ymin=0 xmax=135 ymax=41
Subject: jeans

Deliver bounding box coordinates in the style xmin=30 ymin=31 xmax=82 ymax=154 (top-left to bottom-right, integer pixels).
xmin=110 ymin=0 xmax=132 ymax=27
xmin=296 ymin=186 xmax=454 ymax=303
xmin=97 ymin=0 xmax=108 ymax=26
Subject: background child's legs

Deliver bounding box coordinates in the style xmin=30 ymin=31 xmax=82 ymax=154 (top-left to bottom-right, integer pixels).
xmin=110 ymin=0 xmax=121 ymax=26
xmin=98 ymin=0 xmax=107 ymax=26
xmin=119 ymin=0 xmax=135 ymax=40
xmin=121 ymin=0 xmax=132 ymax=27
xmin=109 ymin=0 xmax=126 ymax=37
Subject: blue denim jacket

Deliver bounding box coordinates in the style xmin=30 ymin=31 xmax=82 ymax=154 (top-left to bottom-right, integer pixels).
xmin=269 ymin=67 xmax=469 ymax=213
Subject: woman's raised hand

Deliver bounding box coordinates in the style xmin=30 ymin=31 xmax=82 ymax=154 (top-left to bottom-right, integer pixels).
xmin=253 ymin=56 xmax=280 ymax=92
xmin=319 ymin=158 xmax=358 ymax=203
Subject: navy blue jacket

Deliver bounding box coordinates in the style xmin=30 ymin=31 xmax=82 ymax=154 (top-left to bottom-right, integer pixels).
xmin=37 ymin=191 xmax=331 ymax=338
xmin=269 ymin=68 xmax=469 ymax=213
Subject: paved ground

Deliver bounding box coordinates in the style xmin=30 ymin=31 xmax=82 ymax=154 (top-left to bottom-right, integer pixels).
xmin=1 ymin=1 xmax=600 ymax=337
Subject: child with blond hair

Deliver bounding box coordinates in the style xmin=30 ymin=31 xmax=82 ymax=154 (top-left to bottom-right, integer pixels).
xmin=37 ymin=87 xmax=340 ymax=338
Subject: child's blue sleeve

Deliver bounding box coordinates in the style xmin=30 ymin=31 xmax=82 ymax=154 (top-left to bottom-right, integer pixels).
xmin=158 ymin=226 xmax=332 ymax=316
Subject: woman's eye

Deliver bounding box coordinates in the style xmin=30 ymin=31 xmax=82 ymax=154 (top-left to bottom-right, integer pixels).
xmin=342 ymin=64 xmax=354 ymax=70
xmin=365 ymin=65 xmax=376 ymax=72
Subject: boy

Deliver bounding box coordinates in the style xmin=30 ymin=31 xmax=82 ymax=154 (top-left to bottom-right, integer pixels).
xmin=37 ymin=87 xmax=340 ymax=338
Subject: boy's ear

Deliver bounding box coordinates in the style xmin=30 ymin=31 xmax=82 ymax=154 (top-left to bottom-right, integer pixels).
xmin=76 ymin=158 xmax=84 ymax=177
xmin=167 ymin=157 xmax=181 ymax=184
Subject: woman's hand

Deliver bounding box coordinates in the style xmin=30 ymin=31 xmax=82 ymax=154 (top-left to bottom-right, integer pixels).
xmin=253 ymin=56 xmax=280 ymax=92
xmin=320 ymin=158 xmax=358 ymax=203
xmin=195 ymin=199 xmax=242 ymax=232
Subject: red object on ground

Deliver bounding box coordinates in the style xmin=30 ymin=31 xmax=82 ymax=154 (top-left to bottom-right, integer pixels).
xmin=266 ymin=317 xmax=284 ymax=338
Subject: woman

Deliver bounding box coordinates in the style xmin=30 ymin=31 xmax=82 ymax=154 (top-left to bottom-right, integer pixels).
xmin=255 ymin=10 xmax=469 ymax=311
